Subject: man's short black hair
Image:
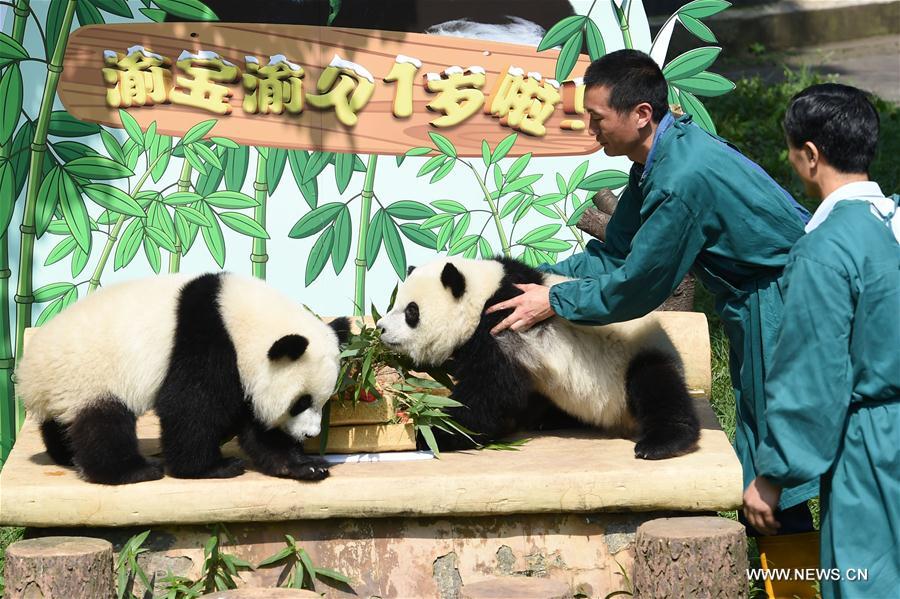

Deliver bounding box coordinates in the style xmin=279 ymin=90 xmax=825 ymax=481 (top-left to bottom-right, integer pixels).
xmin=783 ymin=83 xmax=879 ymax=174
xmin=583 ymin=49 xmax=668 ymax=123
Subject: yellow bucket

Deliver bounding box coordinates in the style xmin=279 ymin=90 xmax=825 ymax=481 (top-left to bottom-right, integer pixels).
xmin=757 ymin=531 xmax=821 ymax=599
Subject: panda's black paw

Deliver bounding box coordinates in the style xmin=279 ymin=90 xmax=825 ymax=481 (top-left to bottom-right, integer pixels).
xmin=634 ymin=435 xmax=698 ymax=460
xmin=190 ymin=456 xmax=246 ymax=478
xmin=286 ymin=458 xmax=330 ymax=481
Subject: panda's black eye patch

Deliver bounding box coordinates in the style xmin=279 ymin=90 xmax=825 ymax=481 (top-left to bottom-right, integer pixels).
xmin=405 ymin=302 xmax=419 ymax=328
xmin=289 ymin=394 xmax=312 ymax=417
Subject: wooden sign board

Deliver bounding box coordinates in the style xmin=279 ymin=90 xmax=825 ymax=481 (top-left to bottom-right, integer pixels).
xmin=58 ymin=23 xmax=599 ymax=157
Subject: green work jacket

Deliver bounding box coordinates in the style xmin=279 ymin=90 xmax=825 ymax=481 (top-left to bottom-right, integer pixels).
xmin=756 ymin=198 xmax=900 ymax=599
xmin=540 ymin=114 xmax=817 ymax=508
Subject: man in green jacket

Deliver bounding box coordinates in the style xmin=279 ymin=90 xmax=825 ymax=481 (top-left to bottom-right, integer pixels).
xmin=486 ymin=50 xmax=817 ymax=528
xmin=743 ymin=84 xmax=899 ymax=598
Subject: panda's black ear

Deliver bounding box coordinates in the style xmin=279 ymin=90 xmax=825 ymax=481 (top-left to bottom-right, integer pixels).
xmin=407 ymin=265 xmax=416 ymax=276
xmin=268 ymin=334 xmax=308 ymax=361
xmin=328 ymin=317 xmax=351 ymax=345
xmin=441 ymin=262 xmax=466 ymax=299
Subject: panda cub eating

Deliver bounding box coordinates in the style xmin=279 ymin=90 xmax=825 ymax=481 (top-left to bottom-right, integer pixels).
xmin=16 ymin=273 xmax=349 ymax=485
xmin=376 ymin=257 xmax=700 ymax=459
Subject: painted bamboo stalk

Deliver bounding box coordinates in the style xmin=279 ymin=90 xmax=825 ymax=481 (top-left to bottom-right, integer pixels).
xmin=88 ymin=152 xmax=172 ymax=292
xmin=353 ymin=154 xmax=377 ymax=316
xmin=614 ymin=1 xmax=634 ymax=49
xmin=251 ymin=151 xmax=268 ymax=279
xmin=14 ymin=0 xmax=76 ymax=428
xmin=466 ymin=161 xmax=511 ymax=257
xmin=0 ymin=0 xmax=32 ymax=459
xmin=169 ymin=160 xmax=193 ymax=273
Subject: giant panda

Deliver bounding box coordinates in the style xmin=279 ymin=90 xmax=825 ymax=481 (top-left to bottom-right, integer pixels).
xmin=15 ymin=272 xmax=350 ymax=485
xmin=376 ymin=257 xmax=700 ymax=459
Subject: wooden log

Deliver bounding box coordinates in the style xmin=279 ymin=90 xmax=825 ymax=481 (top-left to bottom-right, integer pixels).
xmin=575 ymin=207 xmax=611 ymax=241
xmin=461 ymin=576 xmax=570 ymax=599
xmin=633 ymin=517 xmax=749 ymax=599
xmin=3 ymin=537 xmax=114 ymax=599
xmin=592 ymin=187 xmax=620 ymax=215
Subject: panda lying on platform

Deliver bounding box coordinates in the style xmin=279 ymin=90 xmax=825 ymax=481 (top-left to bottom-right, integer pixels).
xmin=16 ymin=273 xmax=349 ymax=485
xmin=376 ymin=257 xmax=700 ymax=459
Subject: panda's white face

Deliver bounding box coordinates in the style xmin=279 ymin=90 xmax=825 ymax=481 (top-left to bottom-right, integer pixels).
xmin=377 ymin=258 xmax=505 ymax=365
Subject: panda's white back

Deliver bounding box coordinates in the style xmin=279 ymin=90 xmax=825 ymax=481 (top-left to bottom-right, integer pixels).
xmin=16 ymin=274 xmax=191 ymax=424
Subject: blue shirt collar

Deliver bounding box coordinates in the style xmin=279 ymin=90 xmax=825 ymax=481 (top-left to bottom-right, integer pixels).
xmin=639 ymin=111 xmax=675 ymax=183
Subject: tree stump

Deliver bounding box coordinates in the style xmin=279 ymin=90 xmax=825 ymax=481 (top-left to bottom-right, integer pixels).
xmin=4 ymin=536 xmax=114 ymax=599
xmin=461 ymin=576 xmax=570 ymax=599
xmin=633 ymin=517 xmax=748 ymax=599
xmin=575 ymin=188 xmax=696 ymax=311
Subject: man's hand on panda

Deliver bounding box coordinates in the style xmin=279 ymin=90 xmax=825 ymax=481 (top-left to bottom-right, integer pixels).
xmin=486 ymin=283 xmax=554 ymax=335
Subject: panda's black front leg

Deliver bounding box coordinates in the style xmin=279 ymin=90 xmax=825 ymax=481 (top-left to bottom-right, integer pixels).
xmin=238 ymin=420 xmax=329 ymax=481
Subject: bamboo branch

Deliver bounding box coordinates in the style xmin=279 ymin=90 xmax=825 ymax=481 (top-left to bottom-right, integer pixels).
xmin=251 ymin=151 xmax=268 ymax=279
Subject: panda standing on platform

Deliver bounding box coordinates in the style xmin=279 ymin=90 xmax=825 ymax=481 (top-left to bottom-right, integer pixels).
xmin=16 ymin=273 xmax=349 ymax=485
xmin=376 ymin=257 xmax=700 ymax=459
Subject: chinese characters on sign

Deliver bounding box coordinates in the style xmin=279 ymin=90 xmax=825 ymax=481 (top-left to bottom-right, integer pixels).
xmin=102 ymin=46 xmax=587 ymax=136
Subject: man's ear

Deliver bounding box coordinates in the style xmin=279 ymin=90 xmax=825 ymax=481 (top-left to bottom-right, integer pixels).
xmin=803 ymin=141 xmax=820 ymax=166
xmin=634 ymin=102 xmax=655 ymax=129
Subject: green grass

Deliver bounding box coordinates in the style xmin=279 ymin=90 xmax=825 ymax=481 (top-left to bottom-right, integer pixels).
xmin=0 ymin=526 xmax=25 ymax=593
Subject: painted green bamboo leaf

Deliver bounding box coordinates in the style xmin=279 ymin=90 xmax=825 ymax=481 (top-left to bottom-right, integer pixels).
xmin=211 ymin=136 xmax=238 ymax=149
xmin=204 ymin=191 xmax=257 ymax=209
xmin=364 ymin=209 xmax=384 ymax=268
xmin=505 ymin=153 xmax=532 ymax=182
xmin=287 ymin=149 xmax=318 ymax=208
xmin=118 ymin=109 xmax=145 ymax=147
xmin=45 ymin=236 xmax=78 ymax=266
xmin=149 ymin=201 xmax=178 ymax=245
xmin=92 ymin=0 xmax=133 ymax=17
xmin=668 ymin=84 xmax=680 ymax=108
xmin=479 ymin=237 xmax=493 ymax=259
xmin=154 ymin=0 xmax=218 ymax=20
xmin=0 ymin=163 xmax=14 ymax=233
xmin=139 ymin=7 xmax=166 ymax=21
xmin=173 ymin=205 xmax=211 ymax=227
xmin=335 ymin=153 xmax=354 ymax=193
xmin=672 ymin=71 xmax=735 ymax=97
xmin=417 ymin=155 xmax=445 ymax=178
xmin=578 ymin=170 xmax=629 ymax=191
xmin=35 ymin=298 xmax=64 ymax=326
xmin=33 ymin=282 xmax=74 ymax=302
xmin=381 ymin=216 xmax=406 ymax=278
xmin=99 ymin=129 xmax=126 ymax=164
xmin=428 ymin=132 xmax=457 ymax=158
xmin=303 ymin=151 xmax=332 ymax=184
xmin=499 ymin=193 xmax=526 ymax=218
xmin=164 ymin=191 xmax=203 ymax=206
xmin=397 ymin=146 xmax=430 ymax=167
xmin=518 ymin=224 xmax=560 ymax=245
xmin=225 ymin=145 xmax=249 ymax=191
xmin=435 ymin=219 xmax=453 ymax=250
xmin=531 ymin=239 xmax=572 ymax=252
xmin=10 ymin=120 xmax=34 ymax=196
xmin=219 ymin=212 xmax=270 ymax=238
xmin=492 ymin=133 xmax=517 ymax=163
xmin=420 ymin=213 xmax=454 ymax=229
xmin=174 ymin=206 xmax=199 ymax=255
xmin=679 ymin=13 xmax=716 ymax=43
xmin=679 ymin=0 xmax=731 ymax=19
xmin=65 ymin=156 xmax=133 ymax=180
xmin=504 ymin=174 xmax=542 ymax=194
xmin=78 ymin=0 xmax=106 ymax=24
xmin=143 ymin=236 xmax=162 ymax=273
xmin=663 ymin=47 xmax=722 ymax=81
xmin=146 ymin=225 xmax=177 ymax=255
xmin=399 ymin=223 xmax=437 ymax=249
xmin=566 ymin=198 xmax=596 ymax=225
xmin=150 ymin=134 xmax=173 ymax=182
xmin=481 ymin=141 xmax=491 ymax=168
xmin=585 ymin=19 xmax=606 ymax=60
xmin=195 ymin=151 xmax=225 ymax=196
xmin=679 ymin=89 xmax=717 ymax=134
xmin=56 ymin=170 xmax=91 ymax=252
xmin=305 ymin=226 xmax=334 ymax=285
xmin=432 ymin=200 xmax=467 ymax=214
xmin=44 ymin=0 xmax=68 ymax=57
xmin=199 ymin=203 xmax=226 ymax=266
xmin=449 ymin=213 xmax=470 ymax=246
xmin=53 ymin=141 xmax=100 ymax=163
xmin=556 ymin=30 xmax=583 ymax=81
xmin=83 ymin=184 xmax=144 ymax=217
xmin=289 ymin=202 xmax=344 ymax=238
xmin=265 ymin=148 xmax=287 ymax=196
xmin=180 ymin=119 xmax=217 ymax=145
xmin=114 ymin=219 xmax=144 ymax=270
xmin=567 ymin=161 xmax=589 ymax=193
xmin=0 ymin=65 xmax=22 ymax=145
xmin=48 ymin=111 xmax=100 ymax=137
xmin=182 ymin=145 xmax=208 ymax=175
xmin=0 ymin=32 xmax=28 ymax=63
xmin=385 ymin=201 xmax=435 ymax=220
xmin=448 ymin=234 xmax=478 ymax=256
xmin=430 ymin=159 xmax=455 ymax=183
xmin=331 ymin=206 xmax=351 ymax=274
xmin=537 ymin=15 xmax=584 ymax=51
xmin=71 ymin=246 xmax=89 ymax=277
